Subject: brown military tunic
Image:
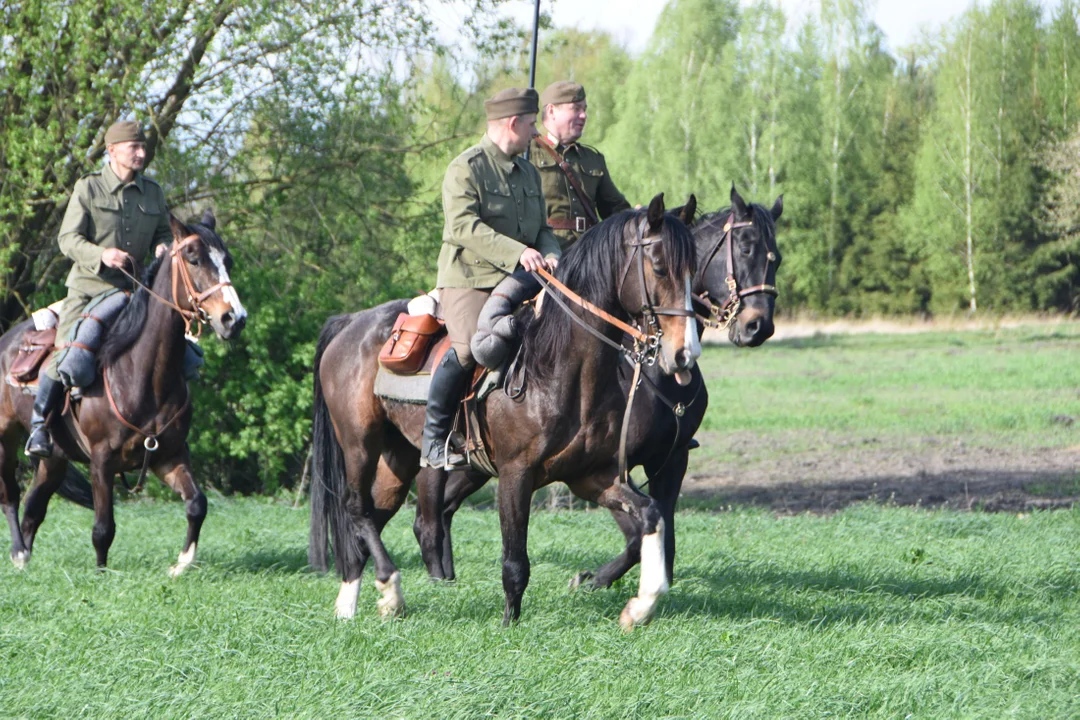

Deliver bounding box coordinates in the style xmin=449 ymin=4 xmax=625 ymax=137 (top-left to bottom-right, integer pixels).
xmin=530 ymin=137 xmax=631 ymax=251
xmin=48 ymin=163 xmax=171 ymax=379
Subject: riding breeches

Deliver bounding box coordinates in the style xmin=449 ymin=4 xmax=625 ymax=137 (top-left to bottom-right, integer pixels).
xmin=45 ymin=290 xmax=94 ymax=381
xmin=438 ymin=287 xmax=490 ymax=369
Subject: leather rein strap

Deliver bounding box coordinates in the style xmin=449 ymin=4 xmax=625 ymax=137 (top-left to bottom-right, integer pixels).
xmin=534 ymin=136 xmax=599 ymax=227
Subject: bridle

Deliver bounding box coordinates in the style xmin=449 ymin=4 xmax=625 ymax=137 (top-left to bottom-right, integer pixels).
xmin=119 ymin=233 xmax=233 ymax=338
xmin=694 ymin=212 xmax=778 ymax=329
xmin=533 ymin=217 xmax=695 ymax=366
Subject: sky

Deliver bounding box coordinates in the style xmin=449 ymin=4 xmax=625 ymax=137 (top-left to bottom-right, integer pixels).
xmin=498 ymin=0 xmax=1068 ymax=55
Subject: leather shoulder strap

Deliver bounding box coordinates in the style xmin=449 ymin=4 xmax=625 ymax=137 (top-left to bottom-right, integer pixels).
xmin=534 ymin=137 xmax=598 ymax=225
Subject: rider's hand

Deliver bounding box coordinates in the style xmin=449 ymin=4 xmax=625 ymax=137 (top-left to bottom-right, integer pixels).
xmin=101 ymin=248 xmax=133 ymax=270
xmin=155 ymin=243 xmax=167 ymax=258
xmin=545 ymin=256 xmax=558 ymax=271
xmin=519 ymin=248 xmax=545 ymax=272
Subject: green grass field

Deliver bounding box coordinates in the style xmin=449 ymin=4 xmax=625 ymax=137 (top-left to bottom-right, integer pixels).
xmin=2 ymin=325 xmax=1079 ymax=718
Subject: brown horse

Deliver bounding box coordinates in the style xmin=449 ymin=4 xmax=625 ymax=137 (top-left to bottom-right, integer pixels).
xmin=312 ymin=195 xmax=698 ymax=628
xmin=0 ymin=211 xmax=246 ymax=572
xmin=405 ymin=187 xmax=784 ymax=589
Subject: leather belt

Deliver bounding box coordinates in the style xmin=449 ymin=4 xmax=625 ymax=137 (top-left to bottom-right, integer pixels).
xmin=548 ymin=216 xmax=593 ymax=232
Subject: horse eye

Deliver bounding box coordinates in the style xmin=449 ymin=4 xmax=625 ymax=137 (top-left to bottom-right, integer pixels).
xmin=653 ymin=267 xmax=668 ymax=278
xmin=740 ymin=243 xmax=752 ymax=256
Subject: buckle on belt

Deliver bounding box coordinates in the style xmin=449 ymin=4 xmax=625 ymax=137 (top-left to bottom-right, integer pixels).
xmin=575 ymin=216 xmax=587 ymax=232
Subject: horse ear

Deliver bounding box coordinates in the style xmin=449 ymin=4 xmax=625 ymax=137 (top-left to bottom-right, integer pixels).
xmin=201 ymin=208 xmax=216 ymax=231
xmin=679 ymin=194 xmax=697 ymax=225
xmin=730 ymin=184 xmax=748 ymax=217
xmin=770 ymin=194 xmax=783 ymax=221
xmin=169 ymin=213 xmax=187 ymax=242
xmin=647 ymin=193 xmax=665 ymax=232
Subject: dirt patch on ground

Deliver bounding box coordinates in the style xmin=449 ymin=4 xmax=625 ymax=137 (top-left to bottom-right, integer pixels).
xmin=683 ymin=431 xmax=1080 ymax=513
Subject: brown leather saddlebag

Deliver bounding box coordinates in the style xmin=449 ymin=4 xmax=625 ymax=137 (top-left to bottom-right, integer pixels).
xmin=378 ymin=313 xmax=445 ymax=375
xmin=10 ymin=327 xmax=57 ymax=383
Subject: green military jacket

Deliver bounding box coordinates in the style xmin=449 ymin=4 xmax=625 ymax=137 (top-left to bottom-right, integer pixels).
xmin=530 ymin=137 xmax=631 ymax=251
xmin=57 ymin=163 xmax=172 ymax=296
xmin=438 ymin=134 xmax=561 ymax=289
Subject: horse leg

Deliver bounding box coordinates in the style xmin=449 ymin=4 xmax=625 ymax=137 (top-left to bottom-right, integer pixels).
xmin=569 ymin=507 xmax=642 ymax=591
xmin=646 ymin=448 xmax=689 ymax=583
xmin=367 ymin=439 xmax=418 ymax=617
xmin=412 ymin=466 xmax=449 ymax=580
xmin=152 ymin=451 xmax=207 ymax=578
xmin=337 ymin=438 xmax=404 ymax=619
xmin=0 ymin=433 xmax=27 ymax=568
xmin=591 ymin=475 xmax=669 ymax=631
xmin=89 ymin=456 xmax=117 ymax=568
xmin=498 ymin=467 xmax=535 ymax=625
xmin=19 ymin=455 xmax=70 ymax=563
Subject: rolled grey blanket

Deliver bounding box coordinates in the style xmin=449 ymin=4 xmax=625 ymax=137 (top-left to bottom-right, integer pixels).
xmin=471 ymin=269 xmax=541 ymax=370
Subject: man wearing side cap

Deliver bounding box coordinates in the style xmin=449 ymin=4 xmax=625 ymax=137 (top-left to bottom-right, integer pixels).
xmin=24 ymin=119 xmax=172 ymax=458
xmin=532 ymin=81 xmax=631 ymax=251
xmin=422 ymin=87 xmax=562 ymax=470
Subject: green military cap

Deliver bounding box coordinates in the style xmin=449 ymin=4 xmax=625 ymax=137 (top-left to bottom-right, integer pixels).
xmin=540 ymin=81 xmax=586 ymax=108
xmin=104 ymin=120 xmax=146 ymax=145
xmin=484 ymin=87 xmax=539 ymax=120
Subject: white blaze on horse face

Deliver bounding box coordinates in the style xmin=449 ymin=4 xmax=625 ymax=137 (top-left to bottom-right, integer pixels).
xmin=335 ymin=579 xmax=360 ymax=620
xmin=169 ymin=542 xmax=197 ymax=578
xmin=619 ymin=519 xmax=670 ymax=631
xmin=684 ymin=275 xmax=702 ymax=361
xmin=208 ymin=247 xmax=247 ymax=322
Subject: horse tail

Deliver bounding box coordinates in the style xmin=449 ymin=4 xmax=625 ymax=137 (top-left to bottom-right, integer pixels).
xmin=56 ymin=464 xmax=94 ymax=509
xmin=308 ymin=314 xmax=357 ymax=575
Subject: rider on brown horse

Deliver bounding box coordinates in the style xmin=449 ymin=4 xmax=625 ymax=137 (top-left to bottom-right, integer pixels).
xmin=423 ymin=87 xmax=561 ymax=470
xmin=25 ymin=120 xmax=172 ymax=458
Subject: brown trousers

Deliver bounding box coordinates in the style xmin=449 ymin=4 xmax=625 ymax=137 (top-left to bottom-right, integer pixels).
xmin=438 ymin=287 xmax=491 ymax=368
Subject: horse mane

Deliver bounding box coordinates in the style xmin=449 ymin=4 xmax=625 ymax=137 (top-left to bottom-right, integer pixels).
xmin=521 ymin=208 xmax=696 ymax=380
xmin=97 ymin=220 xmax=226 ymax=369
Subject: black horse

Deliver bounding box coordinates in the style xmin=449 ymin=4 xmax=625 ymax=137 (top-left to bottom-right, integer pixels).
xmin=310 ymin=195 xmax=700 ymax=628
xmin=402 ymin=186 xmax=783 ymax=589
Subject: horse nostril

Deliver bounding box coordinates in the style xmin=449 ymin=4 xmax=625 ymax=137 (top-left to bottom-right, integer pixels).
xmin=744 ymin=318 xmax=760 ymax=336
xmin=676 ymin=349 xmax=692 ymax=369
xmin=221 ymin=311 xmax=234 ymax=327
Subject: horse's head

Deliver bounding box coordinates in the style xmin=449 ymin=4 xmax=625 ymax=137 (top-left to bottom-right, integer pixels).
xmin=618 ymin=193 xmax=700 ymax=384
xmin=168 ymin=210 xmax=247 ymax=340
xmin=688 ymin=185 xmax=782 ymax=347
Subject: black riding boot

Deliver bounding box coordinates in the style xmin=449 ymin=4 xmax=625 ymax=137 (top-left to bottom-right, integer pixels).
xmin=421 ymin=348 xmax=471 ymax=470
xmin=25 ymin=374 xmax=63 ymax=458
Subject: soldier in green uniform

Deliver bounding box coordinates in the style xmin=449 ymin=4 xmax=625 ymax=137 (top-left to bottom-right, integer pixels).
xmin=531 ymin=81 xmax=631 ymax=251
xmin=25 ymin=120 xmax=172 ymax=458
xmin=423 ymin=87 xmax=562 ymax=470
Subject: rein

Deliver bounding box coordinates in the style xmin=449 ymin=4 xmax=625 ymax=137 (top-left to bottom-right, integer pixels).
xmin=696 ymin=213 xmax=778 ymax=329
xmin=104 ymin=233 xmax=225 ymax=490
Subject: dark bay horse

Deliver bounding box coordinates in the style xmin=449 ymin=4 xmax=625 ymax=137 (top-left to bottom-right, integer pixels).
xmin=0 ymin=211 xmax=246 ymax=573
xmin=406 ymin=186 xmax=784 ymax=589
xmin=312 ymin=195 xmax=698 ymax=628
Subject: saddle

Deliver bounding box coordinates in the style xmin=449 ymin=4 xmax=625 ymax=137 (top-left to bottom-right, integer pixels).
xmin=375 ymin=310 xmax=501 ymax=476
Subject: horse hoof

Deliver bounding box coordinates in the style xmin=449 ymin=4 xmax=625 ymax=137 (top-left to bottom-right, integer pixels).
xmin=335 ymin=578 xmax=360 ymax=620
xmin=569 ymin=572 xmax=595 ymax=591
xmin=11 ymin=550 xmax=29 ymax=570
xmin=169 ymin=544 xmax=197 ymax=578
xmin=375 ymin=571 xmax=406 ymax=619
xmin=618 ymin=596 xmax=656 ymax=632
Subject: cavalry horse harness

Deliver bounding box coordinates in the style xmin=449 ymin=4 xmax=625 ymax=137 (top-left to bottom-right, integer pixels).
xmin=529 ymin=217 xmax=696 ymax=485
xmin=88 ymin=233 xmax=233 ymax=492
xmin=693 ymin=213 xmax=779 ymax=329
